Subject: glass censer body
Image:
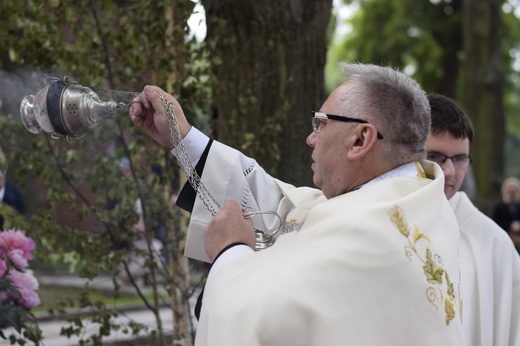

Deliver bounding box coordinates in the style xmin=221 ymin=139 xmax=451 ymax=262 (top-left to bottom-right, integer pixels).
xmin=20 ymin=78 xmax=123 ymax=139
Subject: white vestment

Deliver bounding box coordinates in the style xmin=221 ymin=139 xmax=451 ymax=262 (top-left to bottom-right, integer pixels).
xmin=181 ymin=141 xmax=465 ymax=346
xmin=450 ymin=192 xmax=520 ymax=346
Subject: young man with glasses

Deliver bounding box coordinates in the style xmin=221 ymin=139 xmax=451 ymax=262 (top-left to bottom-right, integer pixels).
xmin=426 ymin=93 xmax=520 ymax=346
xmin=130 ymin=63 xmax=465 ymax=345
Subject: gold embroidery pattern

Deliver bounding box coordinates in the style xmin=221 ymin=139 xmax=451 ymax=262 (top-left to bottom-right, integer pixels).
xmin=415 ymin=161 xmax=428 ymax=179
xmin=388 ymin=205 xmax=456 ymax=326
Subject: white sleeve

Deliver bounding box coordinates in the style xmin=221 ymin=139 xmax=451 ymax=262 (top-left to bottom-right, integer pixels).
xmin=184 ymin=141 xmax=284 ymax=262
xmin=175 ymin=130 xmax=324 ymax=263
xmin=207 ymin=245 xmax=255 ymax=282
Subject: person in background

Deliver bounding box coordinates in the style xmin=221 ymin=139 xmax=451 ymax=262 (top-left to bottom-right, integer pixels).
xmin=0 ymin=148 xmax=25 ymax=230
xmin=118 ymin=197 xmax=164 ymax=285
xmin=130 ymin=63 xmax=465 ymax=345
xmin=492 ymin=177 xmax=520 ymax=234
xmin=116 ymin=157 xmax=167 ymax=285
xmin=426 ymin=93 xmax=520 ymax=346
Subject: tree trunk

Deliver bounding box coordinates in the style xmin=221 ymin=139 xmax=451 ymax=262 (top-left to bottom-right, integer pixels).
xmin=461 ymin=0 xmax=505 ymax=211
xmin=203 ymin=0 xmax=332 ymax=186
xmin=433 ymin=0 xmax=462 ymax=98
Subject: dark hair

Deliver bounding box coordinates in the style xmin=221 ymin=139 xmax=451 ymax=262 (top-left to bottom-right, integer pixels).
xmin=428 ymin=93 xmax=474 ymax=142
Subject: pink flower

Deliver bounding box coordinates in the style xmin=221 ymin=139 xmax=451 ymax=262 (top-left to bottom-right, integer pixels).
xmin=6 ymin=269 xmax=41 ymax=309
xmin=7 ymin=249 xmax=28 ymax=270
xmin=0 ymin=229 xmax=35 ymax=270
xmin=0 ymin=230 xmax=39 ymax=310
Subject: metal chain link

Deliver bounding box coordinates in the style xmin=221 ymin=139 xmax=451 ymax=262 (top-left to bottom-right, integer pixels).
xmin=157 ymin=93 xmax=282 ymax=251
xmin=240 ymin=182 xmax=251 ymax=209
xmin=159 ymin=93 xmax=222 ymax=216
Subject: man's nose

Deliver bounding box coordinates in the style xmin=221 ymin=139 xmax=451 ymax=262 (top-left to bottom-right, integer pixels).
xmin=441 ymin=159 xmax=456 ymax=178
xmin=306 ymin=131 xmax=317 ymax=147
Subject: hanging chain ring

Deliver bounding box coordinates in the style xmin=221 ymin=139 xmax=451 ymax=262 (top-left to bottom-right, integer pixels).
xmin=242 ymin=206 xmax=284 ymax=251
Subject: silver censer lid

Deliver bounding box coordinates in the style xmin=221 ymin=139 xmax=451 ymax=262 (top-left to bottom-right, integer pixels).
xmin=20 ymin=80 xmax=118 ymax=139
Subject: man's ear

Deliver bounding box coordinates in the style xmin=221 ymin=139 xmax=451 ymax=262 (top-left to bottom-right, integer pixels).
xmin=346 ymin=124 xmax=379 ymax=160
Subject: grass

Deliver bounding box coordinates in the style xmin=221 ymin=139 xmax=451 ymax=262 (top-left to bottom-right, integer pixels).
xmin=29 ymin=263 xmax=205 ymax=317
xmin=35 ymin=283 xmax=160 ymax=314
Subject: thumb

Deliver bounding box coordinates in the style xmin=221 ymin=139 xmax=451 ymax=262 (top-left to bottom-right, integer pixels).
xmin=143 ymin=86 xmax=191 ymax=138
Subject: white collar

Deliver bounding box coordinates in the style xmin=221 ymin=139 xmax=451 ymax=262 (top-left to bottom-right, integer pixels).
xmin=356 ymin=162 xmax=425 ymax=191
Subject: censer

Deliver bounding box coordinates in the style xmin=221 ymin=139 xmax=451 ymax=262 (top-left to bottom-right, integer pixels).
xmin=19 ymin=78 xmax=283 ymax=251
xmin=19 ymin=77 xmax=129 ymax=139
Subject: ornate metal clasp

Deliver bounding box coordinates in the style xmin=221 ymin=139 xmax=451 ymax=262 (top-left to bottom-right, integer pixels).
xmin=242 ymin=206 xmax=283 ymax=251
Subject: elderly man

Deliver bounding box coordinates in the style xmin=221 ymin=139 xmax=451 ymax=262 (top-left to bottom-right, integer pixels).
xmin=426 ymin=93 xmax=520 ymax=346
xmin=130 ymin=63 xmax=465 ymax=345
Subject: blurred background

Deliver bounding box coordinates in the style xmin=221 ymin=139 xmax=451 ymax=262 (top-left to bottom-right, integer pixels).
xmin=0 ymin=0 xmax=518 ymax=344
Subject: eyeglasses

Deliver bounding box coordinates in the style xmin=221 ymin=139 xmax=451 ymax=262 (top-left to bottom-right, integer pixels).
xmin=311 ymin=111 xmax=384 ymax=139
xmin=426 ymin=152 xmax=472 ymax=167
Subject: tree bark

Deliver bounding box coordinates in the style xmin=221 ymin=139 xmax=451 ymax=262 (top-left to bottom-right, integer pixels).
xmin=433 ymin=0 xmax=462 ymax=98
xmin=461 ymin=0 xmax=505 ymax=211
xmin=203 ymin=0 xmax=332 ymax=186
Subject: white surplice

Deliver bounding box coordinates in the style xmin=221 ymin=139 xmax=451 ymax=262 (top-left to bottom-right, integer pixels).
xmin=178 ymin=140 xmax=465 ymax=346
xmin=450 ymin=192 xmax=520 ymax=346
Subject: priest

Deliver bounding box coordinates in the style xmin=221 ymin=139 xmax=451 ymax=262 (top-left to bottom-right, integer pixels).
xmin=130 ymin=63 xmax=465 ymax=345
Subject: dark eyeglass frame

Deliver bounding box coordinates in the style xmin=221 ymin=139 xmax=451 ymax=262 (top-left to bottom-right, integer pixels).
xmin=426 ymin=152 xmax=472 ymax=166
xmin=311 ymin=111 xmax=384 ymax=139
